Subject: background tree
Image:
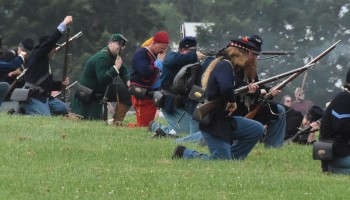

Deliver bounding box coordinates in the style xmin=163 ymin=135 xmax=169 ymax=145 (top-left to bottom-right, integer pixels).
xmin=1 ymin=0 xmax=350 ymax=106
xmin=0 ymin=0 xmax=164 ymax=84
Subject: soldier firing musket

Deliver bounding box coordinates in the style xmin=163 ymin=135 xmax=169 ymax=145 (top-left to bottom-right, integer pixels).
xmin=193 ymin=40 xmax=341 ymax=122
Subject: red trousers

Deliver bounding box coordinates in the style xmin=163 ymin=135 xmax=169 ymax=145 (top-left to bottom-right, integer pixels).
xmin=130 ymin=96 xmax=157 ymax=127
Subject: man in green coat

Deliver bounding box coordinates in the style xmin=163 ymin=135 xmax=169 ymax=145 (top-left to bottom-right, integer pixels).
xmin=70 ymin=34 xmax=130 ymax=120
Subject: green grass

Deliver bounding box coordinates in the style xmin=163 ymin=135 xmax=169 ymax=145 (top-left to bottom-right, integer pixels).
xmin=1 ymin=113 xmax=350 ymax=200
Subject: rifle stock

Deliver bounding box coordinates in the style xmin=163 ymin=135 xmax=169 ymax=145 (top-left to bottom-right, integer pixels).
xmin=4 ymin=68 xmax=27 ymax=99
xmin=192 ymin=99 xmax=223 ymax=122
xmin=244 ymin=104 xmax=262 ymax=119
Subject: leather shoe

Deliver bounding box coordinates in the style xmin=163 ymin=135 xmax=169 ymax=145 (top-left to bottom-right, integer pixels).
xmin=152 ymin=128 xmax=166 ymax=138
xmin=172 ymin=145 xmax=186 ymax=159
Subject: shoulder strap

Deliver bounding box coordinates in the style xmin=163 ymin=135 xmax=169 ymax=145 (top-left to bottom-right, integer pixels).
xmin=24 ymin=72 xmax=50 ymax=93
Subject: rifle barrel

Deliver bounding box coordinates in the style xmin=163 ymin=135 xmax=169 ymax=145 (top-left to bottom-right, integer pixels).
xmin=53 ymin=81 xmax=78 ymax=98
xmin=234 ymin=63 xmax=314 ymax=94
xmin=261 ymin=51 xmax=294 ymax=55
xmin=307 ymin=40 xmax=341 ymax=64
xmin=235 ymin=40 xmax=341 ymax=95
xmin=55 ymin=31 xmax=83 ymax=51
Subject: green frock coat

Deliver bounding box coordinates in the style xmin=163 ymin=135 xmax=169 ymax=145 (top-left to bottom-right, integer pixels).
xmin=70 ymin=47 xmax=129 ymax=119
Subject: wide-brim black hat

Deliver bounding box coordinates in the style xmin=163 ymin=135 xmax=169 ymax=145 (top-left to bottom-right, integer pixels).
xmin=306 ymin=106 xmax=323 ymax=122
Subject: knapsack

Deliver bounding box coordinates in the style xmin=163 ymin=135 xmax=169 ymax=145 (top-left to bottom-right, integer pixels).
xmin=172 ymin=62 xmax=201 ymax=96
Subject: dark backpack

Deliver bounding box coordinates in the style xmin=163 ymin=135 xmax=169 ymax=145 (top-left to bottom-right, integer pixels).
xmin=172 ymin=62 xmax=201 ymax=96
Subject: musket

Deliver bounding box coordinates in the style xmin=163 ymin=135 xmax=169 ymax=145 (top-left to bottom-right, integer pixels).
xmin=53 ymin=80 xmax=78 ymax=98
xmin=193 ymin=40 xmax=341 ymax=122
xmin=201 ymin=49 xmax=294 ymax=57
xmin=101 ymin=84 xmax=112 ymax=123
xmin=260 ymin=51 xmax=294 ymax=55
xmin=263 ymin=40 xmax=341 ymax=101
xmin=192 ymin=65 xmax=314 ymax=122
xmin=234 ymin=63 xmax=315 ymax=95
xmin=55 ymin=31 xmax=83 ymax=51
xmin=245 ymin=40 xmax=341 ymax=119
xmin=190 ymin=62 xmax=315 ymax=102
xmin=4 ymin=68 xmax=27 ymax=98
xmin=60 ymin=26 xmax=70 ymax=102
xmin=284 ymin=119 xmax=321 ymax=144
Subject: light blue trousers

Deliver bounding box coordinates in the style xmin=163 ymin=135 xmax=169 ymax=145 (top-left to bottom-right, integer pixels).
xmin=183 ymin=116 xmax=264 ymax=160
xmin=150 ymin=106 xmax=199 ymax=134
xmin=21 ymin=97 xmax=68 ymax=116
xmin=263 ymin=104 xmax=286 ymax=148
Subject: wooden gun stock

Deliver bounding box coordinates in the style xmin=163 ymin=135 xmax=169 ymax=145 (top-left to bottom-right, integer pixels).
xmin=244 ymin=104 xmax=262 ymax=119
xmin=192 ymin=99 xmax=223 ymax=122
xmin=4 ymin=68 xmax=27 ymax=99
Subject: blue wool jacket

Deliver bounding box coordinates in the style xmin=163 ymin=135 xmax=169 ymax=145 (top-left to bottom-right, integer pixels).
xmin=0 ymin=56 xmax=24 ymax=73
xmin=160 ymin=50 xmax=197 ymax=90
xmin=130 ymin=48 xmax=158 ymax=89
xmin=200 ymin=59 xmax=237 ymax=143
xmin=205 ymin=60 xmax=236 ymax=103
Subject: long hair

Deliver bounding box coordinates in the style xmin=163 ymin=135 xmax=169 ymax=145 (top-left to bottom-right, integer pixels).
xmin=243 ymin=56 xmax=257 ymax=81
xmin=202 ymin=46 xmax=248 ymax=88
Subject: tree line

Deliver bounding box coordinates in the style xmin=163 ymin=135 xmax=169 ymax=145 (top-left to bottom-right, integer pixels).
xmin=1 ymin=0 xmax=350 ymax=106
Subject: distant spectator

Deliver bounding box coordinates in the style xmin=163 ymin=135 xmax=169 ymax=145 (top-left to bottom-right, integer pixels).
xmin=281 ymin=94 xmax=303 ymax=140
xmin=281 ymin=94 xmax=292 ymax=107
xmin=292 ymin=87 xmax=314 ymax=116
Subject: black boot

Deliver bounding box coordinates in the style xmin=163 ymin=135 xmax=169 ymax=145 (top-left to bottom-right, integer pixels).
xmin=172 ymin=145 xmax=186 ymax=159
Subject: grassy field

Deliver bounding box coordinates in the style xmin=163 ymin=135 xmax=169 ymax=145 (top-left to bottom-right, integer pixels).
xmin=1 ymin=112 xmax=349 ymax=200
